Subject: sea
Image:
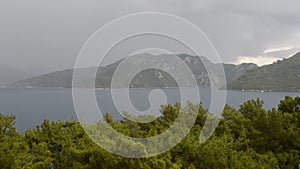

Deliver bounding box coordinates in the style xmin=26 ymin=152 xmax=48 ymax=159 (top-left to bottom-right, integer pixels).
xmin=0 ymin=87 xmax=299 ymax=132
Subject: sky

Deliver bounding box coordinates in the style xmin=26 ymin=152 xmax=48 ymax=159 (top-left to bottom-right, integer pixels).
xmin=0 ymin=0 xmax=300 ymax=75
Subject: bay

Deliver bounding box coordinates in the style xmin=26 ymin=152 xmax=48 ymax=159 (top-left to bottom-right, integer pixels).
xmin=0 ymin=88 xmax=299 ymax=132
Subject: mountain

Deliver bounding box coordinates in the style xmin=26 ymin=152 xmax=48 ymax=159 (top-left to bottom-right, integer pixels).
xmin=0 ymin=64 xmax=34 ymax=87
xmin=11 ymin=53 xmax=258 ymax=88
xmin=227 ymin=52 xmax=300 ymax=91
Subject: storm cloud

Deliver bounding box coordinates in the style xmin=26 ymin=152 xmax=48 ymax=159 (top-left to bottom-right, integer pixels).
xmin=0 ymin=0 xmax=299 ymax=75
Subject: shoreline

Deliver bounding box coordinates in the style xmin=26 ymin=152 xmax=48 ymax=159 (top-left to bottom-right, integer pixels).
xmin=2 ymin=86 xmax=300 ymax=92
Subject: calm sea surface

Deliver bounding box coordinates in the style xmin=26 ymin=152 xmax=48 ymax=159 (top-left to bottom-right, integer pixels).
xmin=0 ymin=88 xmax=299 ymax=132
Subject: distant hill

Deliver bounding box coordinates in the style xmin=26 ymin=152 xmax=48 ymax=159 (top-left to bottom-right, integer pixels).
xmin=227 ymin=52 xmax=300 ymax=91
xmin=0 ymin=64 xmax=34 ymax=87
xmin=11 ymin=54 xmax=258 ymax=88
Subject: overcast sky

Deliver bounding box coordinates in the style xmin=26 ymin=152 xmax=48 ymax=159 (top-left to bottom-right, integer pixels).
xmin=1 ymin=0 xmax=300 ymax=75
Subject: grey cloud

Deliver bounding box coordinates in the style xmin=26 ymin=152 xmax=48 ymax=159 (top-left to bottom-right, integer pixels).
xmin=264 ymin=47 xmax=300 ymax=58
xmin=0 ymin=0 xmax=299 ymax=75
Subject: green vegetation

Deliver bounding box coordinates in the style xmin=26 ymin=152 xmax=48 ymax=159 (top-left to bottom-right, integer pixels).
xmin=1 ymin=96 xmax=300 ymax=168
xmin=228 ymin=52 xmax=300 ymax=91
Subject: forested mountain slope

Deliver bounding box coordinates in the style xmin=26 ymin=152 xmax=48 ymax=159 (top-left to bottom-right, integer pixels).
xmin=11 ymin=54 xmax=257 ymax=88
xmin=227 ymin=52 xmax=300 ymax=91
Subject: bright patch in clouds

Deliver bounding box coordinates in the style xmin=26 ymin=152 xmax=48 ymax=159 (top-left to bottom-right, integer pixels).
xmin=236 ymin=56 xmax=281 ymax=66
xmin=236 ymin=46 xmax=299 ymax=66
xmin=264 ymin=47 xmax=294 ymax=54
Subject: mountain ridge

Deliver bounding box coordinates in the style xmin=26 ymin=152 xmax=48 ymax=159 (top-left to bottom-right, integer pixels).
xmin=227 ymin=52 xmax=300 ymax=91
xmin=0 ymin=64 xmax=34 ymax=86
xmin=11 ymin=53 xmax=258 ymax=89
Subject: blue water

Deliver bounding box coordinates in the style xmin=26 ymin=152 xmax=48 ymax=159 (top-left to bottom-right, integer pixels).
xmin=0 ymin=88 xmax=299 ymax=132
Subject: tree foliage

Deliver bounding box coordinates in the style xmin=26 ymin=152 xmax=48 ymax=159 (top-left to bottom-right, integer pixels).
xmin=0 ymin=97 xmax=300 ymax=168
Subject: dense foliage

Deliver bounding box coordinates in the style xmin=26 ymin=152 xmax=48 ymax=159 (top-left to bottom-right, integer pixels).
xmin=1 ymin=96 xmax=300 ymax=168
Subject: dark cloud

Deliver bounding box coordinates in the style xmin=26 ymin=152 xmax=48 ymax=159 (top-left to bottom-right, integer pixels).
xmin=0 ymin=0 xmax=299 ymax=74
